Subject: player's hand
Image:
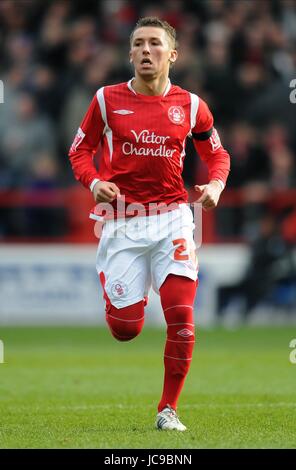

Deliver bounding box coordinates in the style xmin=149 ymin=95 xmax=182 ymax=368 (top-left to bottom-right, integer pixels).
xmin=194 ymin=180 xmax=223 ymax=211
xmin=92 ymin=181 xmax=121 ymax=203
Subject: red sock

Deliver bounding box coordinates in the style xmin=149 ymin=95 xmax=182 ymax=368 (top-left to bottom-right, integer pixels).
xmin=158 ymin=274 xmax=197 ymax=412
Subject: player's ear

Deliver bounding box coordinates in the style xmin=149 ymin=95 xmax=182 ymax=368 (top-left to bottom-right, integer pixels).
xmin=169 ymin=49 xmax=178 ymax=65
xmin=129 ymin=51 xmax=133 ymax=63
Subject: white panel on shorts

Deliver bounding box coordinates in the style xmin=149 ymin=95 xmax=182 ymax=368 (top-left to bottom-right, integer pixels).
xmin=95 ymin=205 xmax=198 ymax=308
xmin=95 ymin=218 xmax=151 ymax=308
xmin=150 ymin=205 xmax=198 ymax=294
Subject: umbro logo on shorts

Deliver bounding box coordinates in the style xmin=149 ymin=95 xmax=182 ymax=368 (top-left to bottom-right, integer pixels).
xmin=177 ymin=328 xmax=194 ymax=338
xmin=113 ymin=109 xmax=134 ymax=115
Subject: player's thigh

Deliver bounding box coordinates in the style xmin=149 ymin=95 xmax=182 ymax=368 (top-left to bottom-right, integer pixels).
xmin=96 ymin=235 xmax=150 ymax=308
xmin=151 ymin=208 xmax=198 ymax=293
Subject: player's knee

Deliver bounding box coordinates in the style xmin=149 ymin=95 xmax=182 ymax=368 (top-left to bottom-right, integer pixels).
xmin=106 ymin=301 xmax=145 ymax=342
xmin=160 ymin=274 xmax=198 ymax=311
xmin=107 ymin=320 xmax=143 ymax=342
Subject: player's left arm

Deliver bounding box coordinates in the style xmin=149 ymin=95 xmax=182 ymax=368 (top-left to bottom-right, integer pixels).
xmin=192 ymin=98 xmax=230 ymax=210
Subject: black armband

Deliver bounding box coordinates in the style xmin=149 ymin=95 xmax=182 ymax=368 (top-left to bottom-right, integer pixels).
xmin=192 ymin=127 xmax=213 ymax=141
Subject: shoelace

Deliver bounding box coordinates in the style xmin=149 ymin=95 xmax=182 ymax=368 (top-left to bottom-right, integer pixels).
xmin=164 ymin=406 xmax=179 ymax=421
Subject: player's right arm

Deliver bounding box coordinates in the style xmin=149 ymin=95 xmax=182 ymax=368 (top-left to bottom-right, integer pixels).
xmin=68 ymin=93 xmax=120 ymax=203
xmin=92 ymin=180 xmax=121 ymax=203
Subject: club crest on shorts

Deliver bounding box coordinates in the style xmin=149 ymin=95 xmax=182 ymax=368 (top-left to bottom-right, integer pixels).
xmin=168 ymin=106 xmax=185 ymax=125
xmin=111 ymin=281 xmax=128 ymax=297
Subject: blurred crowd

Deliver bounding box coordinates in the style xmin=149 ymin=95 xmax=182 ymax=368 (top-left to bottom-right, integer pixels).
xmin=0 ymin=0 xmax=296 ymax=243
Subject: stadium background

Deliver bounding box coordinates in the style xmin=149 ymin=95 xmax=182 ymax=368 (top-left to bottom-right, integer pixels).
xmin=0 ymin=0 xmax=295 ymax=326
xmin=0 ymin=0 xmax=296 ymax=449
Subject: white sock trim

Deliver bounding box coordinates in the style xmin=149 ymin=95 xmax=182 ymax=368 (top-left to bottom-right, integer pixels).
xmin=163 ymin=305 xmax=193 ymax=313
xmin=164 ymin=354 xmax=192 ymax=361
xmin=107 ymin=314 xmax=144 ymax=323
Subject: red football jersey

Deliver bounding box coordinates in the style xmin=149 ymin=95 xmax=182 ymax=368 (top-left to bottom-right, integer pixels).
xmin=69 ymin=79 xmax=230 ymax=218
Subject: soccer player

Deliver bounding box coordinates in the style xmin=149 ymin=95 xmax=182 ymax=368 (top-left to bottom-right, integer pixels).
xmin=69 ymin=17 xmax=230 ymax=431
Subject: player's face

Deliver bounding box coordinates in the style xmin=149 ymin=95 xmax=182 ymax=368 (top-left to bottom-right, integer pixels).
xmin=130 ymin=27 xmax=177 ymax=79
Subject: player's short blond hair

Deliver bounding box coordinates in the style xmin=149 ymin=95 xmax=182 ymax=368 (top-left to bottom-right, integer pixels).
xmin=130 ymin=17 xmax=177 ymax=49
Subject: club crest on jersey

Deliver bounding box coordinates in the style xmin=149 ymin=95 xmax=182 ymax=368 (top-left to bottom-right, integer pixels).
xmin=111 ymin=281 xmax=128 ymax=298
xmin=70 ymin=127 xmax=85 ymax=153
xmin=168 ymin=106 xmax=185 ymax=125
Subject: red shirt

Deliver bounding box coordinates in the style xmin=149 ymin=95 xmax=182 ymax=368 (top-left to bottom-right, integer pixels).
xmin=69 ymin=79 xmax=230 ymax=217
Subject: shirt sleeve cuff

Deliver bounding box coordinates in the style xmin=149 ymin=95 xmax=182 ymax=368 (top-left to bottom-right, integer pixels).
xmin=211 ymin=179 xmax=225 ymax=191
xmin=90 ymin=178 xmax=100 ymax=192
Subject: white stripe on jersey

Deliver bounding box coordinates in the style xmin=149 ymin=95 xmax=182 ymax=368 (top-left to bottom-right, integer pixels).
xmin=96 ymin=87 xmax=107 ymax=124
xmin=127 ymin=79 xmax=137 ymax=95
xmin=105 ymin=128 xmax=114 ymax=162
xmin=163 ymin=80 xmax=171 ymax=96
xmin=189 ymin=93 xmax=200 ymax=130
xmin=96 ymin=87 xmax=114 ymax=162
xmin=180 ymin=137 xmax=186 ymax=167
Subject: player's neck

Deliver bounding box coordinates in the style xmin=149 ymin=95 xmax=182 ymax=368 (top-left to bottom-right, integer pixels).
xmin=132 ymin=74 xmax=170 ymax=96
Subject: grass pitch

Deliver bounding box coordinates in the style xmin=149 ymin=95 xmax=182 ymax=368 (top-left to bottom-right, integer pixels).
xmin=0 ymin=326 xmax=295 ymax=449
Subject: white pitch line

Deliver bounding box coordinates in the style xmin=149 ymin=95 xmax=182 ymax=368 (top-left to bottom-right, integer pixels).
xmin=58 ymin=403 xmax=296 ymax=410
xmin=10 ymin=402 xmax=296 ymax=411
xmin=183 ymin=403 xmax=296 ymax=409
xmin=2 ymin=402 xmax=296 ymax=412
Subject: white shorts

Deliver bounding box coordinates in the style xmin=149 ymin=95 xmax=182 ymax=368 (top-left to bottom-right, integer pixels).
xmin=95 ymin=204 xmax=198 ymax=308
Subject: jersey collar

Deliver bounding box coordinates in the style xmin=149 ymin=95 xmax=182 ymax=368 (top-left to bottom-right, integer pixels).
xmin=127 ymin=78 xmax=171 ymax=97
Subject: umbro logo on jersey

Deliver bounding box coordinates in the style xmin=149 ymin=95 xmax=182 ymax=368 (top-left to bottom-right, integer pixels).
xmin=113 ymin=109 xmax=134 ymax=115
xmin=177 ymin=328 xmax=194 ymax=338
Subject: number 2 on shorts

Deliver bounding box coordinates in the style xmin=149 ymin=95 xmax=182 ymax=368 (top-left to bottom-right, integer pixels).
xmin=173 ymin=238 xmax=189 ymax=261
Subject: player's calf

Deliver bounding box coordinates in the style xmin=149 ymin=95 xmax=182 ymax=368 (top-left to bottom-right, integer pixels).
xmin=160 ymin=275 xmax=197 ymax=374
xmin=164 ymin=321 xmax=195 ymax=376
xmin=158 ymin=274 xmax=197 ymax=411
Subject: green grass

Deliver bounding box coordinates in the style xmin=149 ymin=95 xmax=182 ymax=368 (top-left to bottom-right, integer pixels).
xmin=0 ymin=326 xmax=295 ymax=448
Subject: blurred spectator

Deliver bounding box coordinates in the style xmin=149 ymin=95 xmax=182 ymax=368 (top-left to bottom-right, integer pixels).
xmin=27 ymin=151 xmax=60 ymax=189
xmin=29 ymin=64 xmax=62 ymax=119
xmin=23 ymin=151 xmax=67 ymax=237
xmin=0 ymin=91 xmax=56 ymax=187
xmin=218 ymin=212 xmax=296 ymax=319
xmin=100 ymin=0 xmax=137 ymax=43
xmin=37 ymin=0 xmax=71 ymax=72
xmin=280 ymin=0 xmax=296 ymax=42
xmin=262 ymin=123 xmax=296 ymax=190
xmin=60 ymin=47 xmax=118 ymax=151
